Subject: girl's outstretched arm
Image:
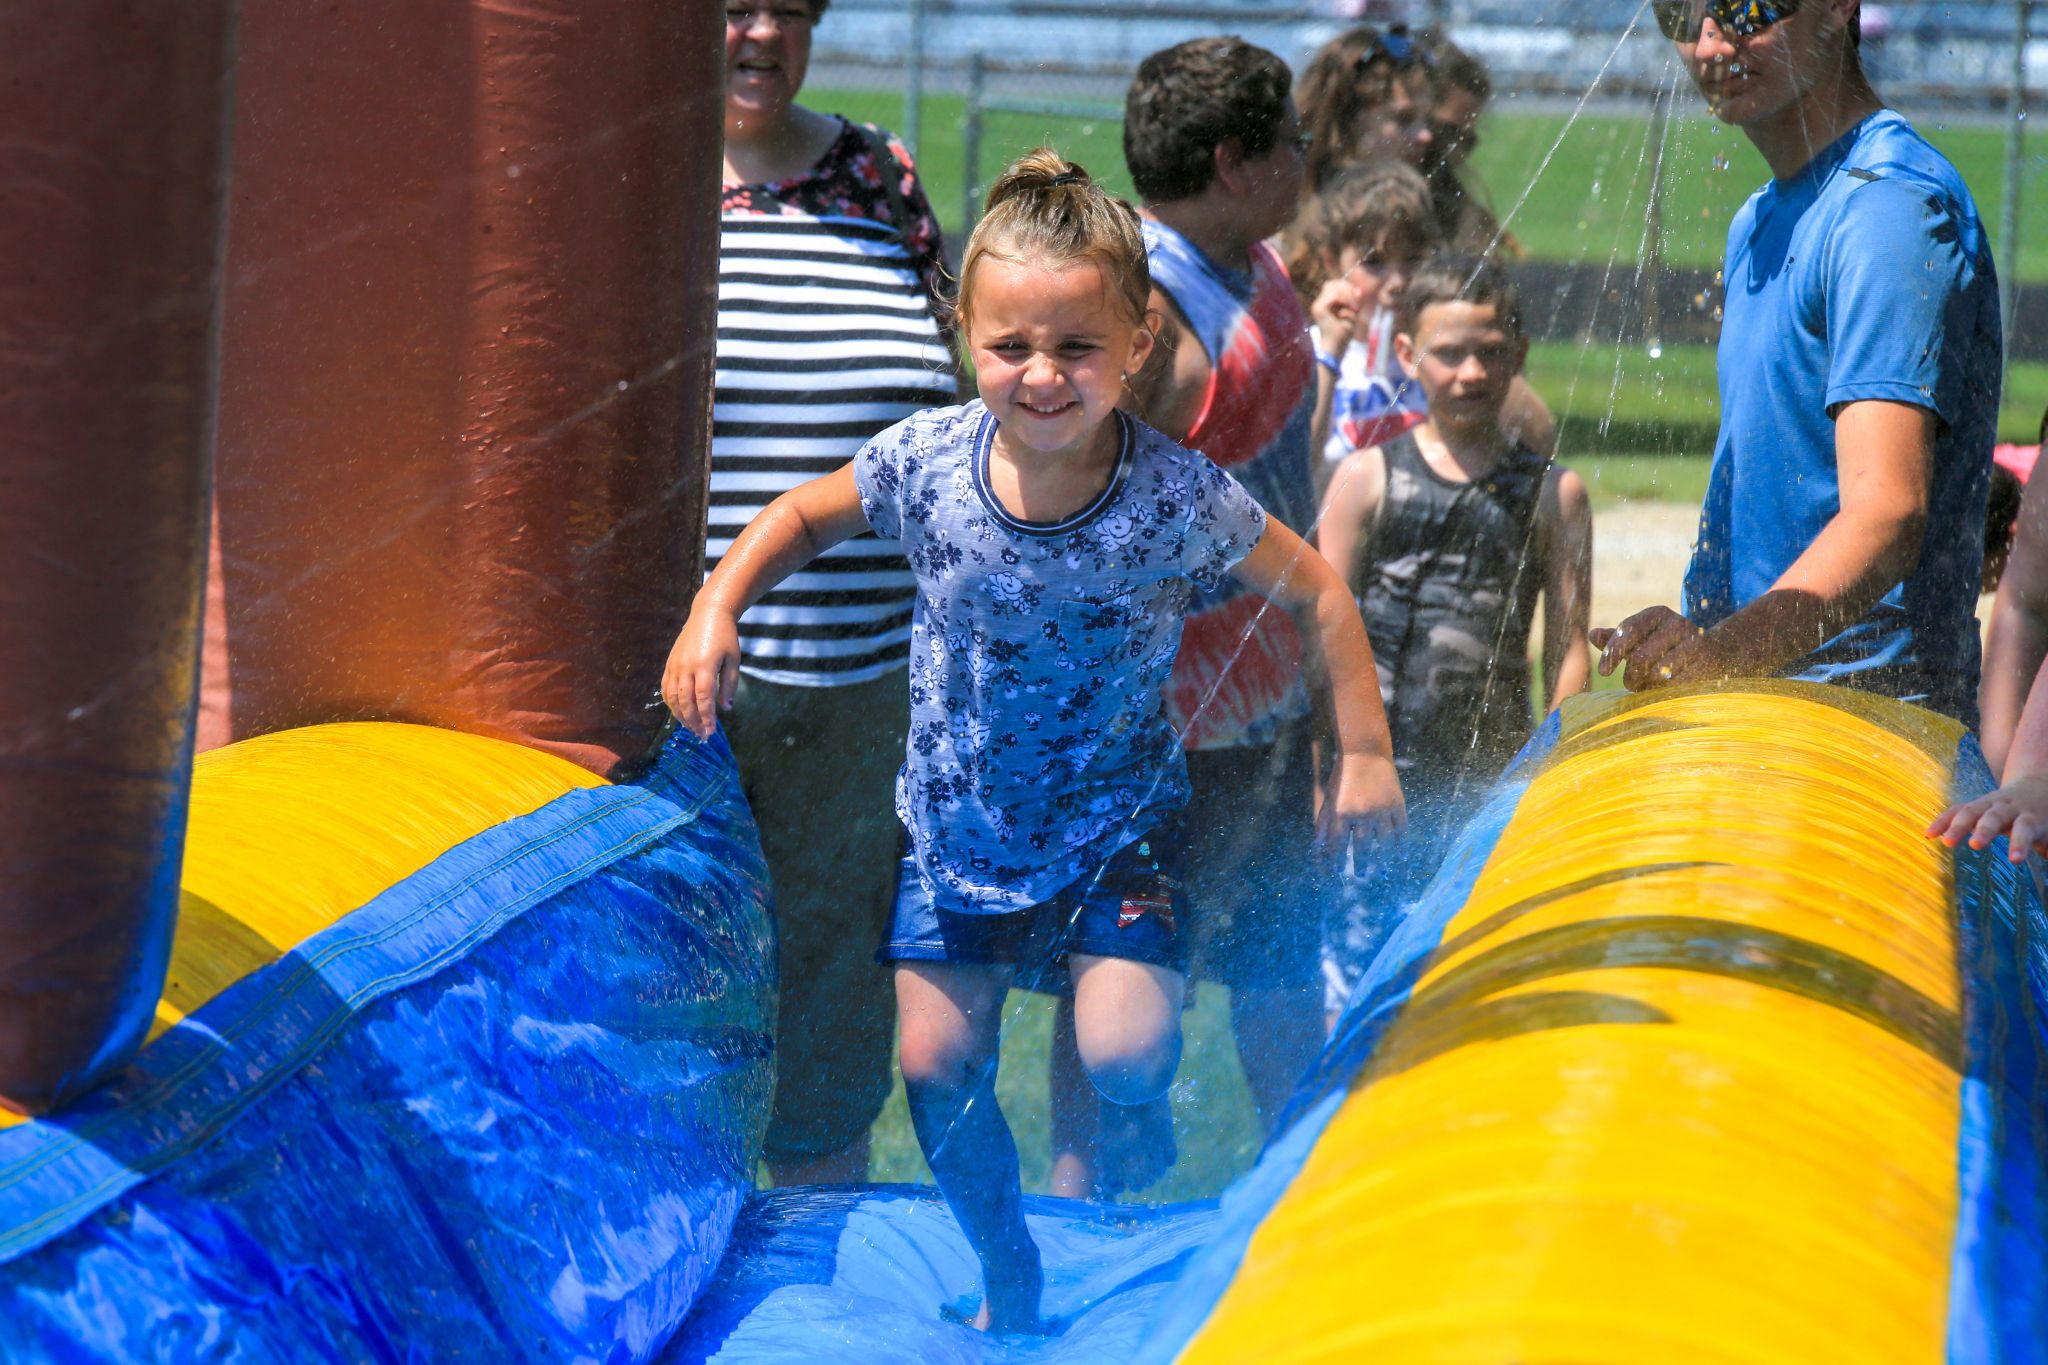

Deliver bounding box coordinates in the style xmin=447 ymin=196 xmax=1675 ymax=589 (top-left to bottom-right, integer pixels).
xmin=1982 ymin=469 xmax=2048 ymax=775
xmin=1231 ymin=518 xmax=1406 ymax=845
xmin=663 ymin=464 xmax=870 ymax=737
xmin=1931 ymin=656 xmax=2048 ymax=863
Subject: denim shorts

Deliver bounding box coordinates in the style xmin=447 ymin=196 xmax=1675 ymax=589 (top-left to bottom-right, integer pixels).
xmin=879 ymin=823 xmax=1189 ymax=985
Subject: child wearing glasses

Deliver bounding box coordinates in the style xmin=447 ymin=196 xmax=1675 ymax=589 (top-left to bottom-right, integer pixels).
xmin=1316 ymin=256 xmax=1591 ymax=1019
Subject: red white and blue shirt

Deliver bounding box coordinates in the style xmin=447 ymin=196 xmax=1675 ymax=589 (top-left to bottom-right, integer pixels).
xmin=1143 ymin=218 xmax=1317 ymax=750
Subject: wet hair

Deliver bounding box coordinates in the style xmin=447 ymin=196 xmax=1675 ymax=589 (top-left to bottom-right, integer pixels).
xmin=1285 ymin=160 xmax=1443 ymax=306
xmin=1297 ymin=26 xmax=1424 ymax=194
xmin=1985 ymin=462 xmax=2024 ymax=593
xmin=1417 ymin=28 xmax=1490 ymax=103
xmin=1123 ymin=37 xmax=1294 ymax=204
xmin=1397 ymin=253 xmax=1524 ymax=340
xmin=956 ymin=149 xmax=1150 ymax=334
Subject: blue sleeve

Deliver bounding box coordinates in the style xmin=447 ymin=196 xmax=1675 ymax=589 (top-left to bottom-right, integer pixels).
xmin=1823 ymin=178 xmax=1981 ymax=428
xmin=852 ymin=421 xmax=907 ymax=540
xmin=1182 ymin=458 xmax=1268 ymax=588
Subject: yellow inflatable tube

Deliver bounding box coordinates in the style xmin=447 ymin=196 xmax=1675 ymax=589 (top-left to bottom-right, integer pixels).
xmin=1173 ymin=685 xmax=2004 ymax=1364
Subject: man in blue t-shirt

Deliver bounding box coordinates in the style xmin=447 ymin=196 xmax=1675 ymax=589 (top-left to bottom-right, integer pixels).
xmin=1594 ymin=0 xmax=2002 ymax=723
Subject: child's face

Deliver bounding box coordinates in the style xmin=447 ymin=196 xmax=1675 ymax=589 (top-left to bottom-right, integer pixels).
xmin=1395 ymin=300 xmax=1527 ymax=433
xmin=1330 ymin=236 xmax=1427 ymax=340
xmin=966 ymin=257 xmax=1153 ymax=461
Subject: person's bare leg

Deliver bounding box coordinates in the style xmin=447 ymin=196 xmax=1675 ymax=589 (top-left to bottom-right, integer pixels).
xmin=1046 ymin=994 xmax=1099 ymax=1199
xmin=1069 ymin=954 xmax=1185 ymax=1193
xmin=895 ymin=961 xmax=1042 ymax=1333
xmin=1230 ymin=984 xmax=1323 ymax=1133
xmin=764 ymin=1131 xmax=871 ymax=1187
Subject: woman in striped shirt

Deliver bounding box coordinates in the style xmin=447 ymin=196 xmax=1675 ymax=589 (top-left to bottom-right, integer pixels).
xmin=719 ymin=0 xmax=957 ymax=1185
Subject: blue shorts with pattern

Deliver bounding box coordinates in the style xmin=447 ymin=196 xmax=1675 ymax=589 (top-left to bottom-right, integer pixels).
xmin=879 ymin=823 xmax=1188 ymax=984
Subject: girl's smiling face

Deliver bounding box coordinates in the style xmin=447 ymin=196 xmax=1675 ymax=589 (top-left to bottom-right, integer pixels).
xmin=966 ymin=257 xmax=1154 ymax=463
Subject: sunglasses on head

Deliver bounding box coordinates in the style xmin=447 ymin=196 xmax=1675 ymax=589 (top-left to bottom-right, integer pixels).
xmin=1354 ymin=23 xmax=1427 ymax=74
xmin=1652 ymin=0 xmax=1801 ymax=41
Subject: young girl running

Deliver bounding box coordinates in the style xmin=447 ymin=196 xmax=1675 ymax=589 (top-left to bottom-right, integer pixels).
xmin=664 ymin=150 xmax=1404 ymax=1335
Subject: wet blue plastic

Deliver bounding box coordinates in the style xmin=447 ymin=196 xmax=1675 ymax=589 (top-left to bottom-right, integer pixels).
xmin=667 ymin=711 xmax=2048 ymax=1365
xmin=1943 ymin=736 xmax=2048 ymax=1365
xmin=660 ymin=1185 xmax=1218 ymax=1364
xmin=0 ymin=727 xmax=773 ymax=1364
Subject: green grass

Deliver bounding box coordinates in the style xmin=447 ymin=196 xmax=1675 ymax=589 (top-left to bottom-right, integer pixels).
xmin=818 ymin=87 xmax=2048 ymax=284
xmin=1529 ymin=338 xmax=2046 ymax=475
xmin=869 ymin=983 xmax=1266 ymax=1201
xmin=1466 ymin=107 xmax=2048 ymax=281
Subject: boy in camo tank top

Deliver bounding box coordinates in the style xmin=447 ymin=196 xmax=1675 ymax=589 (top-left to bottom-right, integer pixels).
xmin=1316 ymin=256 xmax=1593 ymax=1018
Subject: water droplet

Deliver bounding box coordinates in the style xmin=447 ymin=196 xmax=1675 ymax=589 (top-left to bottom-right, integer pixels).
xmin=1647 ymin=341 xmax=1664 ymax=360
xmin=1589 ymin=179 xmax=1603 ymax=195
xmin=617 ymin=379 xmax=630 ymax=391
xmin=1080 ymin=123 xmax=1095 ymax=135
xmin=507 ymin=163 xmax=523 ymax=179
xmin=1711 ymin=154 xmax=1730 ymax=172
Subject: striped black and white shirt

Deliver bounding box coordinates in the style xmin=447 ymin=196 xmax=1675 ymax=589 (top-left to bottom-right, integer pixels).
xmin=712 ymin=121 xmax=955 ymax=687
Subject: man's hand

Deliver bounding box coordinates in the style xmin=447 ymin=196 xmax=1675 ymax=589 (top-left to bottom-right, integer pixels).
xmin=1590 ymin=605 xmax=1737 ymax=692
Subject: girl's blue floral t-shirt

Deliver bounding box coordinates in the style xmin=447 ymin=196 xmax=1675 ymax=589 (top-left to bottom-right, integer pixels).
xmin=855 ymin=401 xmax=1268 ymax=915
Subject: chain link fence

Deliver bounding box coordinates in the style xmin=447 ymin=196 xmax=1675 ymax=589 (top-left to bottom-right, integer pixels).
xmin=809 ymin=0 xmax=2042 ymax=373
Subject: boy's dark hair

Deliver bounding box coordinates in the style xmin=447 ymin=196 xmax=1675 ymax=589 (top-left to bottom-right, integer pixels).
xmin=1124 ymin=38 xmax=1293 ymax=204
xmin=1397 ymin=253 xmax=1524 ymax=340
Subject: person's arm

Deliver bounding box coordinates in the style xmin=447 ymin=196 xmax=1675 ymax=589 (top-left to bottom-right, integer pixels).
xmin=662 ymin=465 xmax=870 ymax=736
xmin=1593 ymin=399 xmax=1933 ymax=691
xmin=1538 ymin=464 xmax=1593 ymax=710
xmin=1124 ymin=286 xmax=1209 ymax=445
xmin=1981 ymin=470 xmax=2048 ymax=775
xmin=1502 ymin=376 xmax=1557 ymax=458
xmin=1315 ymin=444 xmax=1387 ymax=593
xmin=1306 ymin=275 xmax=1369 ymax=484
xmin=1231 ymin=517 xmax=1405 ymax=844
xmin=1930 ymin=658 xmax=2048 ymax=861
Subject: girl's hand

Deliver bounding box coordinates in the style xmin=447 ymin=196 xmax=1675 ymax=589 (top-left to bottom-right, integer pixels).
xmin=662 ymin=606 xmax=742 ymax=739
xmin=1318 ymin=751 xmax=1407 ymax=850
xmin=1310 ymin=273 xmax=1372 ymax=359
xmin=1929 ymin=772 xmax=2048 ymax=864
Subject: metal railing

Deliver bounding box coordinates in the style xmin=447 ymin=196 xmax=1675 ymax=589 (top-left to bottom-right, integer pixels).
xmin=956 ymin=51 xmax=1123 ymax=230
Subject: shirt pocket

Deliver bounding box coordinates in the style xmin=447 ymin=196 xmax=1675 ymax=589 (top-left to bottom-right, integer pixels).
xmin=1057 ymin=590 xmax=1177 ymax=676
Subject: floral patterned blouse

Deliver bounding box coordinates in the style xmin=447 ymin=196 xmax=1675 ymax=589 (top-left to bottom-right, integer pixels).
xmin=721 ymin=116 xmax=948 ymax=310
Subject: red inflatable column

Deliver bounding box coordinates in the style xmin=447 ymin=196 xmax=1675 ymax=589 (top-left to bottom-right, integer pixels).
xmin=0 ymin=6 xmax=236 ymax=1111
xmin=210 ymin=0 xmax=719 ymax=776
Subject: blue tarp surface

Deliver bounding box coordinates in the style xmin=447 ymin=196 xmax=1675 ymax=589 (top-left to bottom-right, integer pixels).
xmin=659 ymin=1186 xmax=1217 ymax=1365
xmin=0 ymin=728 xmax=773 ymax=1364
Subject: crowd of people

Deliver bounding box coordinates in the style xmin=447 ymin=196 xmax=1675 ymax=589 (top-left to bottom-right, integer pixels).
xmin=702 ymin=0 xmax=2024 ymax=1336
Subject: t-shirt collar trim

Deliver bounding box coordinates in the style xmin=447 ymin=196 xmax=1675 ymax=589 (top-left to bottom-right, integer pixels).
xmin=972 ymin=407 xmax=1133 ymax=538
